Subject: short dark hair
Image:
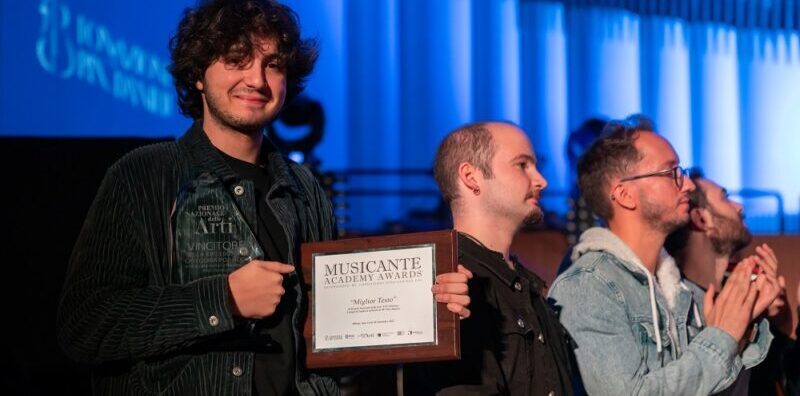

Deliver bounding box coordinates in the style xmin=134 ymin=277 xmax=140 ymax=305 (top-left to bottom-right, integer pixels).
xmin=577 ymin=119 xmax=653 ymax=221
xmin=169 ymin=0 xmax=318 ymax=119
xmin=434 ymin=122 xmax=496 ymax=206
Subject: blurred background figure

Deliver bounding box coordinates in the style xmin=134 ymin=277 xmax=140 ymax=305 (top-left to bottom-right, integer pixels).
xmin=666 ymin=170 xmax=799 ymax=396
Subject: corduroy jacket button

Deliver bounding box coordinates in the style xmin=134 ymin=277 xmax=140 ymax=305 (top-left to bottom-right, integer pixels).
xmin=208 ymin=315 xmax=219 ymax=327
xmin=232 ymin=366 xmax=243 ymax=377
xmin=233 ymin=185 xmax=245 ymax=196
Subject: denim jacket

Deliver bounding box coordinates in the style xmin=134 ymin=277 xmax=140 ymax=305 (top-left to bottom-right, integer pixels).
xmin=548 ymin=228 xmax=771 ymax=395
xmin=58 ymin=123 xmax=338 ymax=395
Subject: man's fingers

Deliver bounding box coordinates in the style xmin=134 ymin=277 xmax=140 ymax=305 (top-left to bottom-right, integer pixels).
xmin=734 ymin=258 xmax=756 ymax=285
xmin=719 ymin=260 xmax=750 ymax=305
xmin=432 ymin=281 xmax=469 ymax=296
xmin=256 ymin=261 xmax=296 ymax=274
xmin=457 ymin=264 xmax=474 ymax=280
xmin=767 ymin=276 xmax=782 ymax=297
xmin=759 ymin=244 xmax=779 ymax=264
xmin=753 ymin=275 xmax=768 ymax=294
xmin=753 ymin=255 xmax=772 ymax=276
xmin=436 ymin=294 xmax=470 ymax=307
xmin=753 ymin=260 xmax=780 ymax=292
xmin=755 ymin=247 xmax=777 ymax=270
xmin=753 ymin=253 xmax=777 ymax=279
xmin=446 ymin=303 xmax=471 ymax=319
xmin=436 ymin=272 xmax=469 ymax=284
xmin=728 ymin=259 xmax=750 ymax=282
xmin=772 ymin=297 xmax=786 ymax=309
xmin=744 ymin=282 xmax=759 ymax=310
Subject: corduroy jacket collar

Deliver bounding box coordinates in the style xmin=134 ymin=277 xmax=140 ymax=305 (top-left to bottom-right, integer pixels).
xmin=178 ymin=120 xmax=303 ymax=197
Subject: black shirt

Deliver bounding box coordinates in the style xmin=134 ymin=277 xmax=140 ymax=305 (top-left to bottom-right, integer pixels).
xmin=220 ymin=150 xmax=297 ymax=396
xmin=406 ymin=233 xmax=578 ymax=396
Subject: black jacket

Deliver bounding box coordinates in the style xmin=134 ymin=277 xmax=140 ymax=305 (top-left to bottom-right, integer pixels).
xmin=57 ymin=123 xmax=338 ymax=395
xmin=405 ymin=233 xmax=581 ymax=396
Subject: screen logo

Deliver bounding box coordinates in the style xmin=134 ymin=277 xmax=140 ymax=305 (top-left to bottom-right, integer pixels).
xmin=36 ymin=0 xmax=175 ymax=117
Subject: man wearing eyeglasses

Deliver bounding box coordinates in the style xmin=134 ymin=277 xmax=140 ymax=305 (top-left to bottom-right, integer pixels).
xmin=547 ymin=119 xmax=776 ymax=395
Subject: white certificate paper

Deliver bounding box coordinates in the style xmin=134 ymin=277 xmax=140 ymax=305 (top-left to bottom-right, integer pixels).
xmin=312 ymin=244 xmax=437 ymax=351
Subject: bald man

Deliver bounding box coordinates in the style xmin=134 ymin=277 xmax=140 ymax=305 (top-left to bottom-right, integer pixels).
xmin=406 ymin=121 xmax=580 ymax=396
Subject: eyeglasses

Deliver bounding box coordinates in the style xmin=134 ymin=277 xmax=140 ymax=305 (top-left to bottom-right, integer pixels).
xmin=619 ymin=165 xmax=688 ymax=189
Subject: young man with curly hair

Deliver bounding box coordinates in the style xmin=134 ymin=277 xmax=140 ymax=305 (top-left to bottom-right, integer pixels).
xmin=57 ymin=1 xmax=470 ymax=395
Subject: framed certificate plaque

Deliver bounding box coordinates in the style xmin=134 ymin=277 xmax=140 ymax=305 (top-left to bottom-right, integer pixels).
xmin=300 ymin=230 xmax=460 ymax=368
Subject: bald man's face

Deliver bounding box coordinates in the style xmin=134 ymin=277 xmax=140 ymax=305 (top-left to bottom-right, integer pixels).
xmin=480 ymin=123 xmax=548 ymax=227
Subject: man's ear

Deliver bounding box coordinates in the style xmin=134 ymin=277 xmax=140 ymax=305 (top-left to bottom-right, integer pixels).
xmin=610 ymin=183 xmax=636 ymax=211
xmin=458 ymin=162 xmax=481 ymax=193
xmin=195 ymin=79 xmax=204 ymax=91
xmin=690 ymin=207 xmax=713 ymax=232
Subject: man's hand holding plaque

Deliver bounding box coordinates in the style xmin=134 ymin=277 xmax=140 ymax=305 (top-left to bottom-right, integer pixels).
xmin=433 ymin=264 xmax=473 ymax=319
xmin=301 ymin=230 xmax=466 ymax=368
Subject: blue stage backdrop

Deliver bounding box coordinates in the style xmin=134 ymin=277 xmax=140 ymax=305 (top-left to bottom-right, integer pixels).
xmin=1 ymin=0 xmax=193 ymax=137
xmin=2 ymin=0 xmax=798 ymax=233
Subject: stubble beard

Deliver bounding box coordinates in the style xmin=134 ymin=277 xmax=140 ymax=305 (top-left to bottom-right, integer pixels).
xmin=523 ymin=205 xmax=544 ymax=226
xmin=641 ymin=195 xmax=688 ymax=234
xmin=484 ymin=188 xmax=544 ymax=230
xmin=709 ymin=212 xmax=752 ymax=255
xmin=205 ymin=90 xmax=274 ymax=136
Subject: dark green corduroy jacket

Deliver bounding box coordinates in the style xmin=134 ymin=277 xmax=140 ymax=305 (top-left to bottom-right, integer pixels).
xmin=57 ymin=122 xmax=338 ymax=395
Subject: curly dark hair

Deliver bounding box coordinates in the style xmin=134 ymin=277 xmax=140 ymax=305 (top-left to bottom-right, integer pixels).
xmin=577 ymin=119 xmax=653 ymax=221
xmin=169 ymin=0 xmax=318 ymax=119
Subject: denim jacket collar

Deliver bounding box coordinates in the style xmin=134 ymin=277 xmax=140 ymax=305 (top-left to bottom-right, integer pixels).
xmin=571 ymin=227 xmax=687 ymax=353
xmin=571 ymin=227 xmax=683 ymax=309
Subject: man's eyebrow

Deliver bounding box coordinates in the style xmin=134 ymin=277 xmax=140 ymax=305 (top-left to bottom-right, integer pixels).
xmin=263 ymin=52 xmax=281 ymax=61
xmin=658 ymin=159 xmax=677 ymax=169
xmin=511 ymin=154 xmax=537 ymax=164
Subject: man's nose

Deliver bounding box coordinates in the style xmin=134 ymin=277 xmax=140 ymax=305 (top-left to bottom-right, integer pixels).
xmin=531 ymin=169 xmax=548 ymax=190
xmin=242 ymin=62 xmax=267 ymax=89
xmin=682 ymin=175 xmax=696 ymax=193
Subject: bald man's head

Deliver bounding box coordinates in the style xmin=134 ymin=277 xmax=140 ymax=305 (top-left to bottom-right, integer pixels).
xmin=434 ymin=122 xmax=497 ymax=206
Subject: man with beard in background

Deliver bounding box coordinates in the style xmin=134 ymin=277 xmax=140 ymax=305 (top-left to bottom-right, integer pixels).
xmin=665 ymin=171 xmax=797 ymax=395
